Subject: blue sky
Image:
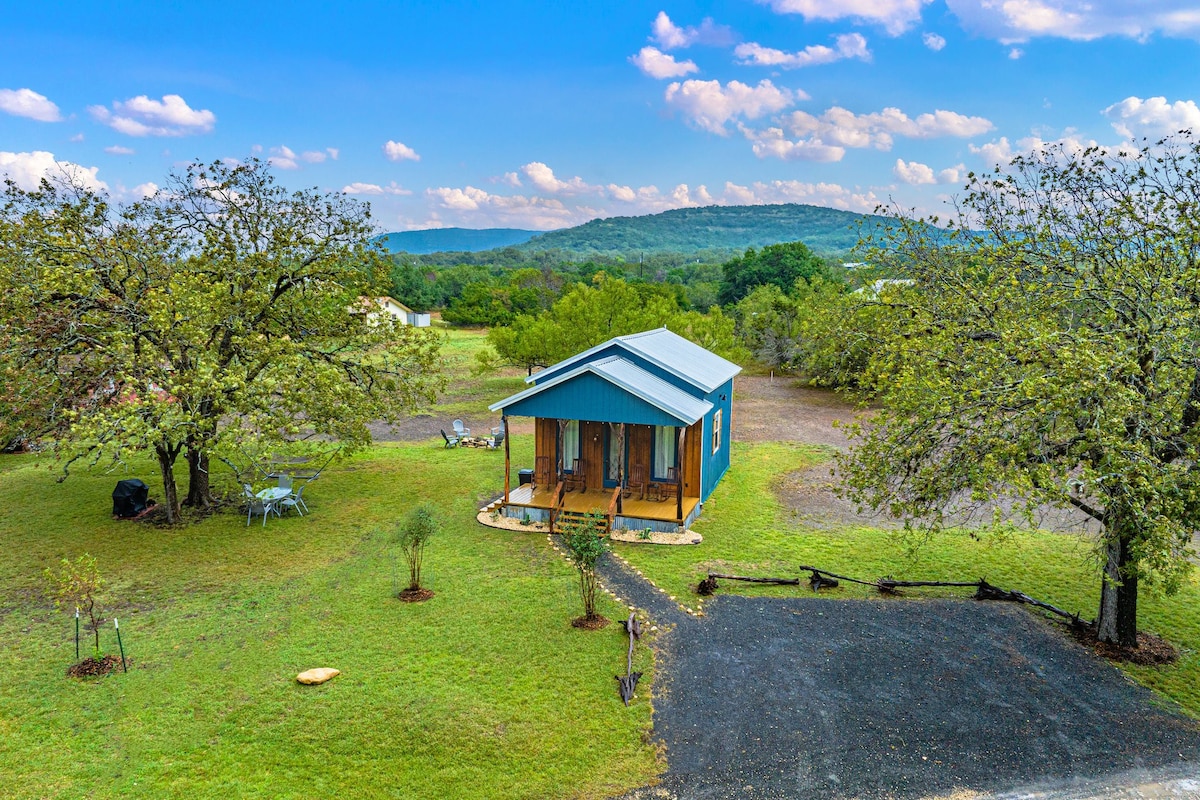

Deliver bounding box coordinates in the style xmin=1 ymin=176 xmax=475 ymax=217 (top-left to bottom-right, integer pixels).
xmin=3 ymin=1 xmax=1199 ymax=231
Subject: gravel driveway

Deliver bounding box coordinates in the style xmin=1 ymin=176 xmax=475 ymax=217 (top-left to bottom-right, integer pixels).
xmin=618 ymin=592 xmax=1200 ymax=799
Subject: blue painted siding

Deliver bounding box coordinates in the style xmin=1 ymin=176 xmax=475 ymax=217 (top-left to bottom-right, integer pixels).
xmin=700 ymin=378 xmax=734 ymax=501
xmin=503 ymin=372 xmax=684 ymax=427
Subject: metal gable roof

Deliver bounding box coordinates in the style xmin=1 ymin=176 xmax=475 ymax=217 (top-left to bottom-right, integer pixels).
xmin=524 ymin=328 xmax=741 ymax=394
xmin=491 ymin=355 xmax=712 ymax=424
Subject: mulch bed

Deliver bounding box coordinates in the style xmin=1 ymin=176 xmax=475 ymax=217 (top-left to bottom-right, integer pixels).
xmin=397 ymin=588 xmax=435 ymax=602
xmin=67 ymin=655 xmax=122 ymax=678
xmin=571 ymin=614 xmax=610 ymax=630
xmin=1073 ymin=626 xmax=1179 ymax=665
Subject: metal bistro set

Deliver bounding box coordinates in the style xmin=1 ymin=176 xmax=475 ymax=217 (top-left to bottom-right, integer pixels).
xmin=242 ymin=457 xmax=323 ymax=527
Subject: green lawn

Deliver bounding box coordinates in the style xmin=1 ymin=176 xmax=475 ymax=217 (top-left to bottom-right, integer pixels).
xmin=434 ymin=325 xmax=527 ymax=419
xmin=0 ymin=438 xmax=656 ymax=799
xmin=615 ymin=440 xmax=1200 ymax=717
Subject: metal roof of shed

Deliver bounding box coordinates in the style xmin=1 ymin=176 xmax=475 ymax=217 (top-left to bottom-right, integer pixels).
xmin=525 ymin=327 xmax=741 ymax=394
xmin=491 ymin=355 xmax=712 ymax=424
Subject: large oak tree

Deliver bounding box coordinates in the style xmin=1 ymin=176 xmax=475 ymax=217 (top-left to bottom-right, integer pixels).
xmin=0 ymin=159 xmax=443 ymax=522
xmin=840 ymin=134 xmax=1200 ymax=648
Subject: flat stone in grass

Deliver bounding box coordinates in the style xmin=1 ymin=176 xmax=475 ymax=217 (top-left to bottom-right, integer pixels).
xmin=296 ymin=667 xmax=340 ymax=685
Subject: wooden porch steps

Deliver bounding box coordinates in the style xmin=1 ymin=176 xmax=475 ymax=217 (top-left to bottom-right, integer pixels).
xmin=555 ymin=508 xmax=611 ymax=535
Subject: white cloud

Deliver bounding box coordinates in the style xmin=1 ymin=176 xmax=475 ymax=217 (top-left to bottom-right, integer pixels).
xmin=1008 ymin=47 xmax=1025 ymax=58
xmin=301 ymin=150 xmax=328 ymax=164
xmin=745 ymin=104 xmax=994 ymax=161
xmin=664 ymin=78 xmax=798 ymax=135
xmin=1103 ymin=96 xmax=1200 ymax=140
xmin=0 ymin=88 xmax=62 ymax=122
xmin=969 ymin=132 xmax=1113 ymax=167
xmin=69 ymin=133 xmax=84 ymax=142
xmin=630 ymin=46 xmax=700 ymax=79
xmin=650 ymin=11 xmax=735 ymax=49
xmin=922 ymin=32 xmax=947 ymax=50
xmin=608 ymin=184 xmax=638 ymax=202
xmin=383 ymin=140 xmax=420 ymax=162
xmin=893 ymin=158 xmax=937 ymax=184
xmin=735 ymin=33 xmax=870 ymax=69
xmin=945 ymin=0 xmax=1200 ymax=42
xmin=520 ymin=162 xmax=595 ymax=194
xmin=741 ymin=125 xmax=847 ymax=161
xmin=0 ymin=150 xmax=107 ymax=192
xmin=268 ymin=145 xmax=299 ymax=170
xmin=342 ymin=181 xmax=411 ymax=196
xmin=757 ymin=0 xmax=933 ymax=36
xmin=88 ymin=94 xmax=215 ymax=137
xmin=893 ymin=158 xmax=967 ymax=184
xmin=132 ymin=181 xmax=158 ymax=198
xmin=501 ymin=171 xmax=522 ymax=187
xmin=103 ymin=145 xmax=135 ymax=156
xmin=326 ymin=147 xmax=339 ymax=160
xmin=426 ymin=185 xmax=598 ymax=229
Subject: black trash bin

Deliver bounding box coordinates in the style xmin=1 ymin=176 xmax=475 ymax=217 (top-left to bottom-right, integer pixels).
xmin=518 ymin=469 xmax=534 ymax=486
xmin=112 ymin=479 xmax=149 ymax=517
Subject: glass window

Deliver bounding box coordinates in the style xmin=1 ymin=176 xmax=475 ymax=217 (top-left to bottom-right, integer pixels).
xmin=712 ymin=409 xmax=722 ymax=455
xmin=653 ymin=425 xmax=676 ymax=480
xmin=562 ymin=420 xmax=580 ymax=468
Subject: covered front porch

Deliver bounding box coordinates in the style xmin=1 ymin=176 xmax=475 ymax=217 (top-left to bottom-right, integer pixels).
xmin=501 ymin=479 xmax=702 ymax=534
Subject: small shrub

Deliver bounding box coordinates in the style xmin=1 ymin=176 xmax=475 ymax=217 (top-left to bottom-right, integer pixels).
xmin=639 ymin=528 xmax=652 ymax=541
xmin=395 ymin=504 xmax=438 ymax=593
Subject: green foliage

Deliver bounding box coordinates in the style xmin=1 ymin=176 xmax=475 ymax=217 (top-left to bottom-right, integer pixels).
xmin=718 ymin=240 xmax=833 ymax=305
xmin=483 ymin=274 xmax=746 ymax=375
xmin=559 ymin=512 xmax=610 ymax=620
xmin=396 ymin=503 xmax=439 ymax=591
xmin=842 ymin=133 xmax=1200 ymax=646
xmin=0 ymin=159 xmax=445 ymax=523
xmin=44 ymin=554 xmax=105 ymax=655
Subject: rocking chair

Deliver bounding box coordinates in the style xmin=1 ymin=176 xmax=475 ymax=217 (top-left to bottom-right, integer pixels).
xmin=563 ymin=458 xmax=587 ymax=493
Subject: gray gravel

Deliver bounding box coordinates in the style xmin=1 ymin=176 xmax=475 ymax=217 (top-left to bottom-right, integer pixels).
xmin=616 ymin=591 xmax=1200 ymax=799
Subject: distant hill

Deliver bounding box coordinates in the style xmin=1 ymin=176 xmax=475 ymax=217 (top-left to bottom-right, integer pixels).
xmin=375 ymin=228 xmax=542 ymax=254
xmin=518 ymin=204 xmax=880 ymax=257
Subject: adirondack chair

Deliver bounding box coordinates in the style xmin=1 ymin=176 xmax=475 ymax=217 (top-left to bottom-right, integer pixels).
xmin=452 ymin=419 xmax=470 ymax=438
xmin=487 ymin=430 xmax=505 ymax=450
xmin=564 ymin=458 xmax=587 ymax=493
xmin=441 ymin=429 xmax=460 ymax=448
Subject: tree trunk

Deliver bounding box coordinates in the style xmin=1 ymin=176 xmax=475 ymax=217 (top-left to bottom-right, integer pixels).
xmin=1096 ymin=524 xmax=1139 ymax=648
xmin=155 ymin=443 xmax=182 ymax=524
xmin=184 ymin=446 xmax=211 ymax=510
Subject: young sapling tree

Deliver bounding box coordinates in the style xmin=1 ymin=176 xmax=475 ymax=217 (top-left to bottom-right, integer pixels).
xmin=45 ymin=555 xmax=105 ymax=657
xmin=395 ymin=504 xmax=438 ymax=600
xmin=560 ymin=512 xmax=610 ymax=628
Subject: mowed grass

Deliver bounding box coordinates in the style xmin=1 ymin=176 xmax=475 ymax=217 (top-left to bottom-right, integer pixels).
xmin=0 ymin=438 xmax=656 ymax=799
xmin=614 ymin=440 xmax=1200 ymax=717
xmin=435 ymin=325 xmax=527 ymax=419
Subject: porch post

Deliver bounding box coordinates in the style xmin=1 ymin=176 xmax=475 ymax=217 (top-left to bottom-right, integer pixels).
xmin=614 ymin=422 xmax=625 ymax=514
xmin=675 ymin=425 xmax=685 ymax=522
xmin=502 ymin=415 xmax=511 ymax=504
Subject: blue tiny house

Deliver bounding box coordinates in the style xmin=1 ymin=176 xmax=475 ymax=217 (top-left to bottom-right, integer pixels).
xmin=489 ymin=328 xmax=740 ymax=533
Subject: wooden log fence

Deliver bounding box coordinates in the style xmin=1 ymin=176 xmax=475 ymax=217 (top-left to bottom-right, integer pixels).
xmin=700 ymin=567 xmax=1088 ymax=627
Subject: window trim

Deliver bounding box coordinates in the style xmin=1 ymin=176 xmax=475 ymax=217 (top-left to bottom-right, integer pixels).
xmin=711 ymin=409 xmax=722 ymax=455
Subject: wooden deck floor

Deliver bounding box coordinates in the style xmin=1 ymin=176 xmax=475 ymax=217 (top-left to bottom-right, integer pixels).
xmin=504 ymin=484 xmax=699 ymax=523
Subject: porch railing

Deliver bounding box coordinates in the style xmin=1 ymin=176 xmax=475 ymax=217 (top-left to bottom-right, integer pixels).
xmin=548 ymin=481 xmax=565 ymax=533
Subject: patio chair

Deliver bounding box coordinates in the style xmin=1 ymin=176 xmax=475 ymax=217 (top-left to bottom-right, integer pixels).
xmin=564 ymin=458 xmax=587 ymax=493
xmin=487 ymin=430 xmax=505 ymax=450
xmin=279 ymin=483 xmax=308 ymax=516
xmin=453 ymin=419 xmax=470 ymax=438
xmin=624 ymin=465 xmax=647 ymax=500
xmin=243 ymin=484 xmax=276 ymax=527
xmin=277 ymin=473 xmax=293 ymax=491
xmin=441 ymin=429 xmax=460 ymax=448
